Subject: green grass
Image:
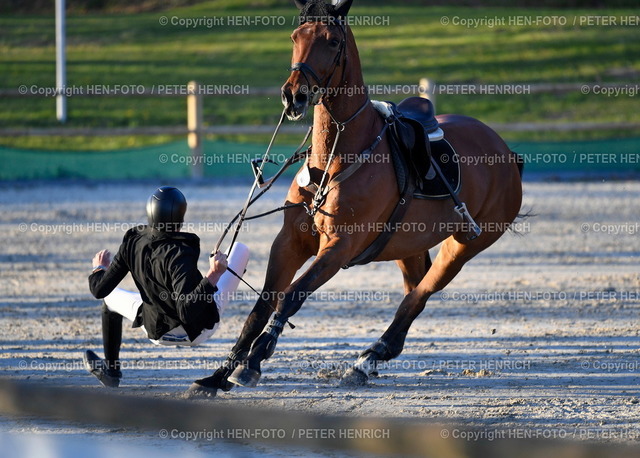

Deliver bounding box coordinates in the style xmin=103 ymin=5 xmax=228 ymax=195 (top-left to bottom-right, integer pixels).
xmin=1 ymin=2 xmax=639 ymax=150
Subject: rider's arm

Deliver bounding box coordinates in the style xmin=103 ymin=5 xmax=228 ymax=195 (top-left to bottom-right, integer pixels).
xmin=89 ymin=246 xmax=128 ymax=299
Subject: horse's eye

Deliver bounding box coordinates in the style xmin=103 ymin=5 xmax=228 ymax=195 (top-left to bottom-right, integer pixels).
xmin=329 ymin=39 xmax=341 ymax=48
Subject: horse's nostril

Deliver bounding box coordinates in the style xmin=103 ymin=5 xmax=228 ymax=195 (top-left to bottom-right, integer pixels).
xmin=294 ymin=92 xmax=308 ymax=104
xmin=281 ymin=88 xmax=293 ymax=104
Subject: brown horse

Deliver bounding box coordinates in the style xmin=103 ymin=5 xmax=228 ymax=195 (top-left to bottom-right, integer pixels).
xmin=188 ymin=0 xmax=523 ymax=395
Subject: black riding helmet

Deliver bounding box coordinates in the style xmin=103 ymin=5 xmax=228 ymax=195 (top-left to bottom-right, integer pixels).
xmin=146 ymin=186 xmax=187 ymax=232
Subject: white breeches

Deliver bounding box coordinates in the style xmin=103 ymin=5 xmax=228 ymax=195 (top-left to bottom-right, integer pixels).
xmin=103 ymin=242 xmax=250 ymax=347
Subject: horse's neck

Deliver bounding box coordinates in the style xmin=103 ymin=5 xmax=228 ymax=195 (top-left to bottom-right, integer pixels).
xmin=309 ymin=31 xmax=378 ymax=169
xmin=310 ymin=88 xmax=376 ymax=168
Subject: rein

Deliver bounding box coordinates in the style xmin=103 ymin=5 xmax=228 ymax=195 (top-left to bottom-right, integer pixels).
xmin=214 ymin=108 xmax=287 ymax=255
xmin=213 ymin=125 xmax=312 ymax=255
xmin=210 ymin=17 xmax=381 ymax=325
xmin=211 ymin=118 xmax=312 ymax=331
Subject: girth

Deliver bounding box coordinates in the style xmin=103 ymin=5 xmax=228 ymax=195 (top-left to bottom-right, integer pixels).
xmin=343 ymin=130 xmax=416 ymax=268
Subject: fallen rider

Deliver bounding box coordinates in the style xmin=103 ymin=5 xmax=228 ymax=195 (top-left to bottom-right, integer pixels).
xmin=84 ymin=186 xmax=249 ymax=392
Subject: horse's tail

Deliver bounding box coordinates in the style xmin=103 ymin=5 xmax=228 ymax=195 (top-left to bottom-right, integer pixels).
xmin=509 ymin=150 xmax=531 ymax=234
xmin=511 ymin=150 xmax=524 ymax=178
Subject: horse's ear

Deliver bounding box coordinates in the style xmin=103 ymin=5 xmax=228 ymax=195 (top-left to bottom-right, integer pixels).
xmin=293 ymin=0 xmax=307 ymax=10
xmin=334 ymin=0 xmax=354 ymax=17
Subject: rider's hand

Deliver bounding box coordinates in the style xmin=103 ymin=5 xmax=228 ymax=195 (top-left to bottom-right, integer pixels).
xmin=206 ymin=251 xmax=228 ymax=286
xmin=92 ymin=249 xmax=111 ymax=270
xmin=210 ymin=251 xmax=228 ymax=274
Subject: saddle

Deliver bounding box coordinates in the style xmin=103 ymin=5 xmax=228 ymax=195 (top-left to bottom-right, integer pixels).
xmin=373 ymin=97 xmax=460 ymax=199
xmin=396 ymin=96 xmax=440 ymax=135
xmin=345 ymin=98 xmax=461 ymax=268
xmin=374 ymin=98 xmax=436 ymax=185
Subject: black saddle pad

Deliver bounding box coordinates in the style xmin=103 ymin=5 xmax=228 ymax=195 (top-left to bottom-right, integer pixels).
xmin=414 ymin=139 xmax=461 ymax=200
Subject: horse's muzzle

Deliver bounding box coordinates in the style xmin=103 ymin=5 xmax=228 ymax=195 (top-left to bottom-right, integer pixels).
xmin=281 ymin=85 xmax=309 ymax=121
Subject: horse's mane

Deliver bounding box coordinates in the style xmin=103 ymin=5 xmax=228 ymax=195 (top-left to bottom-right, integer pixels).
xmin=299 ymin=0 xmax=343 ymax=23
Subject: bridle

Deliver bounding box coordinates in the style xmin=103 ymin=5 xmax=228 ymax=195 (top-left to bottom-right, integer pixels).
xmin=288 ymin=18 xmax=370 ymax=126
xmin=288 ymin=17 xmax=374 ymax=217
xmin=289 ymin=18 xmax=347 ymax=104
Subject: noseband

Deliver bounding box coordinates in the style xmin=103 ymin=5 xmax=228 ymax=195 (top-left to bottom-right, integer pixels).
xmin=289 ymin=20 xmax=348 ymax=107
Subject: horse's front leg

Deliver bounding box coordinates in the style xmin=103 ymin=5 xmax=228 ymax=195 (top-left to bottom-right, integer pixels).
xmin=228 ymin=237 xmax=353 ymax=388
xmin=187 ymin=225 xmax=311 ymax=396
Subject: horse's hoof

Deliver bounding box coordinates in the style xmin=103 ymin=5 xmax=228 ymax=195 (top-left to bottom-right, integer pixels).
xmin=340 ymin=367 xmax=369 ymax=387
xmin=228 ymin=365 xmax=261 ymax=388
xmin=184 ymin=382 xmax=217 ymax=399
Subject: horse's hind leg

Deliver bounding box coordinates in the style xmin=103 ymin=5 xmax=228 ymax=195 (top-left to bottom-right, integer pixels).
xmin=342 ymin=234 xmax=497 ymax=386
xmin=386 ymin=251 xmax=432 ymax=356
xmin=346 ymin=252 xmax=430 ymax=382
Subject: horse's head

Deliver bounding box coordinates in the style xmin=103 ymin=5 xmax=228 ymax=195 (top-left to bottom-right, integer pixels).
xmin=281 ymin=0 xmax=355 ymax=121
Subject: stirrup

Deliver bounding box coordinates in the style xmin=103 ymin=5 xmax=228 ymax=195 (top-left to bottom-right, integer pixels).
xmin=454 ymin=202 xmax=482 ymax=240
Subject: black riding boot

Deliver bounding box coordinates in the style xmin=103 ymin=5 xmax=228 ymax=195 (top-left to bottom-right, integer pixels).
xmin=102 ymin=301 xmax=123 ymax=373
xmin=83 ymin=302 xmax=123 ymax=387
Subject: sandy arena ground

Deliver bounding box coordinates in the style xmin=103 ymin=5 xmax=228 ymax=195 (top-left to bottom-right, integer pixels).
xmin=0 ymin=177 xmax=639 ymax=454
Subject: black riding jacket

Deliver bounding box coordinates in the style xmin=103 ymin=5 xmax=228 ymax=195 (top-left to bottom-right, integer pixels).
xmin=88 ymin=225 xmax=218 ymax=341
